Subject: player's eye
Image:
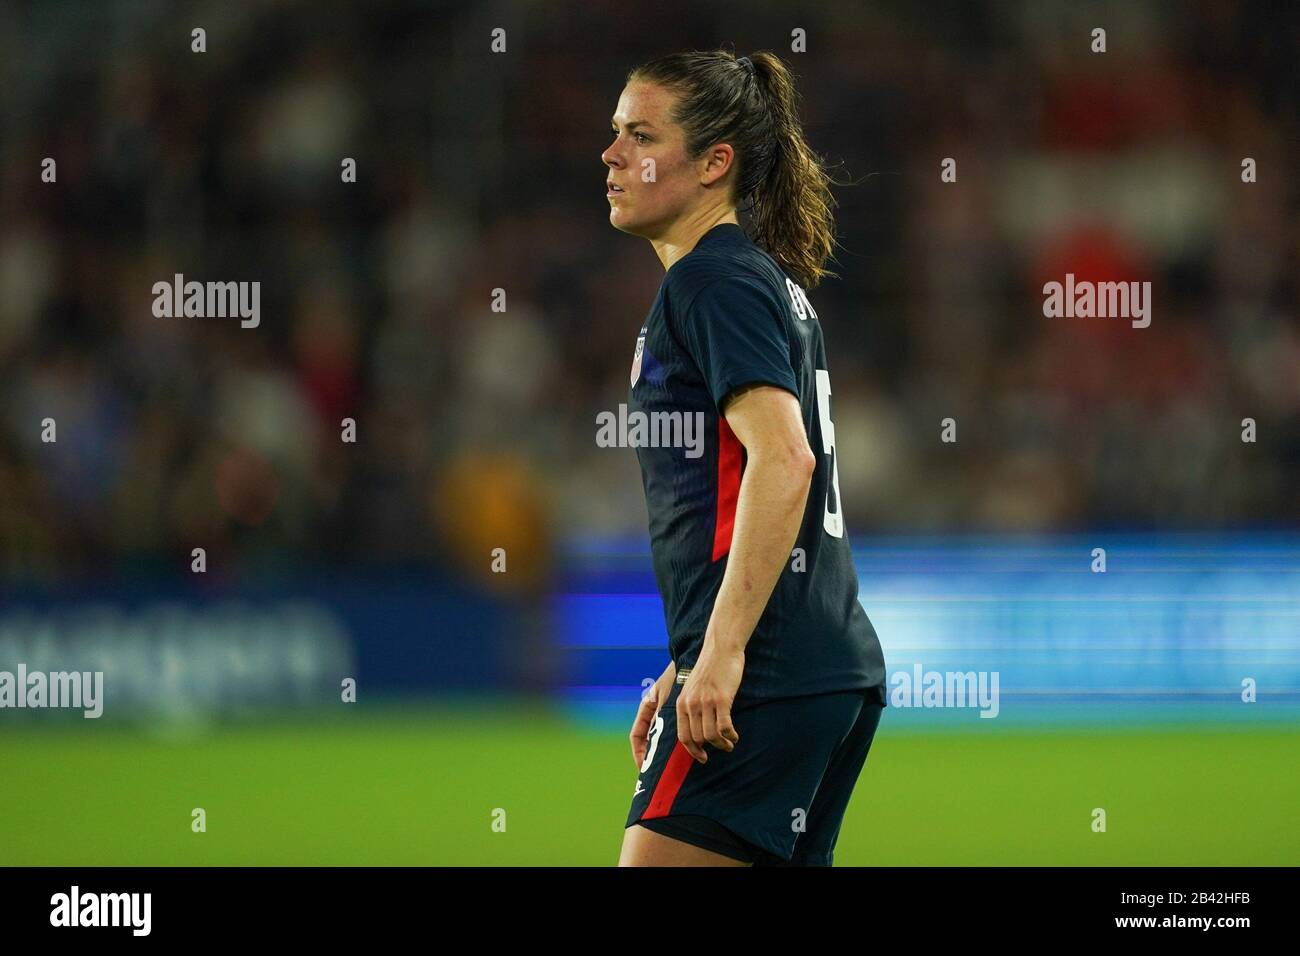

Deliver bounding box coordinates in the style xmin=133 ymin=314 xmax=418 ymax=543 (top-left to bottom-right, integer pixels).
xmin=608 ymin=128 xmax=648 ymax=145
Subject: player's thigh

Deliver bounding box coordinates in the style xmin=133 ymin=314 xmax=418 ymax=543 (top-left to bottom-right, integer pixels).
xmin=618 ymin=822 xmax=750 ymax=867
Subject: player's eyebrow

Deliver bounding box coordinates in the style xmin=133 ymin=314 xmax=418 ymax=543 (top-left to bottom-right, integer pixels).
xmin=611 ymin=118 xmax=655 ymax=131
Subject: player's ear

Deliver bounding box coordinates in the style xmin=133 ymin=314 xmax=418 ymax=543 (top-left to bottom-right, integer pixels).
xmin=700 ymin=142 xmax=735 ymax=187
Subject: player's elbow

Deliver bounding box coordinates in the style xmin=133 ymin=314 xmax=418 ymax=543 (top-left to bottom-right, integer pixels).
xmin=761 ymin=440 xmax=816 ymax=486
xmin=792 ymin=442 xmax=817 ymax=480
xmin=744 ymin=438 xmax=814 ymax=491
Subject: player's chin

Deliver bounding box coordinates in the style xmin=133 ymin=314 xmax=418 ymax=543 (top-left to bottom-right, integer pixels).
xmin=607 ymin=209 xmax=641 ymax=235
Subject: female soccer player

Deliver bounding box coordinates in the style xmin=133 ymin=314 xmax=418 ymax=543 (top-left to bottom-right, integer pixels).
xmin=605 ymin=50 xmax=888 ymax=866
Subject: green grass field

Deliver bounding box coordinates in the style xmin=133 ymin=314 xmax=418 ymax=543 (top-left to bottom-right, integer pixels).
xmin=2 ymin=702 xmax=1295 ymax=865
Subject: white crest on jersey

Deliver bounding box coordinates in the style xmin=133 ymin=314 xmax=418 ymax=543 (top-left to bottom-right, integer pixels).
xmin=630 ymin=334 xmax=645 ymax=386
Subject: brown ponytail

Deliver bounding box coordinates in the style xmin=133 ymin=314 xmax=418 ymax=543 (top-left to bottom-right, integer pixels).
xmin=629 ymin=50 xmax=839 ymax=289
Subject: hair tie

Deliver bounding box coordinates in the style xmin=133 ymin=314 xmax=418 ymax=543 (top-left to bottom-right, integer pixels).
xmin=737 ymin=56 xmax=755 ymax=77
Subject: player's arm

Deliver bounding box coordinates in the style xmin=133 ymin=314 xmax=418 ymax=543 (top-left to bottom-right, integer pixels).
xmin=675 ymin=383 xmax=815 ymax=762
xmin=709 ymin=383 xmax=815 ymax=650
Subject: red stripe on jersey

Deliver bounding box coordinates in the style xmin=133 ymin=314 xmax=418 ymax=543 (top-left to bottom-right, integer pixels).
xmin=712 ymin=416 xmax=743 ymax=561
xmin=642 ymin=741 xmax=694 ymax=819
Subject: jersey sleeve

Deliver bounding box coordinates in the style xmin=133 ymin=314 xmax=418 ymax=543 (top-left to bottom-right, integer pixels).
xmin=675 ymin=275 xmax=799 ymax=409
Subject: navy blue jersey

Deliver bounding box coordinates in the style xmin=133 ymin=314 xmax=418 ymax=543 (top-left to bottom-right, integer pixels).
xmin=627 ymin=222 xmax=886 ymax=708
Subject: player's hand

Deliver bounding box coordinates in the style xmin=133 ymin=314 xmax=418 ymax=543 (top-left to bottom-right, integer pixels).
xmin=630 ymin=661 xmax=675 ymax=769
xmin=676 ymin=641 xmax=743 ymax=763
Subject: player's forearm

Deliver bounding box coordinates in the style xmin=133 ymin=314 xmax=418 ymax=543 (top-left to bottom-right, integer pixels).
xmin=703 ymin=451 xmax=813 ymax=653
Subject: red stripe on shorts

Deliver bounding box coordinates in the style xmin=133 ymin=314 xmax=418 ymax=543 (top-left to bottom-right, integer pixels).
xmin=642 ymin=741 xmax=694 ymax=819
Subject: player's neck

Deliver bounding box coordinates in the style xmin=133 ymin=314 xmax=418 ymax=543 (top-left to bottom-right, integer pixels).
xmin=652 ymin=207 xmax=739 ymax=273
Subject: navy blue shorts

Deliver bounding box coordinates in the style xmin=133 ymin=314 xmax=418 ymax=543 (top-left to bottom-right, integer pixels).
xmin=625 ymin=677 xmax=886 ymax=866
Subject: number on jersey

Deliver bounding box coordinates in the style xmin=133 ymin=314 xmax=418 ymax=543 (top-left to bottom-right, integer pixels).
xmin=815 ymin=369 xmax=844 ymax=538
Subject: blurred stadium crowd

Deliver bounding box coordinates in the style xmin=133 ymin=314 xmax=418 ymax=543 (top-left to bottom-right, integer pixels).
xmin=0 ymin=0 xmax=1295 ymax=581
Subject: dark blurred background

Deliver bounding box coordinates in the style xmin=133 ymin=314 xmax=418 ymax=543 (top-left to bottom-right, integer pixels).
xmin=1 ymin=0 xmax=1296 ymax=589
